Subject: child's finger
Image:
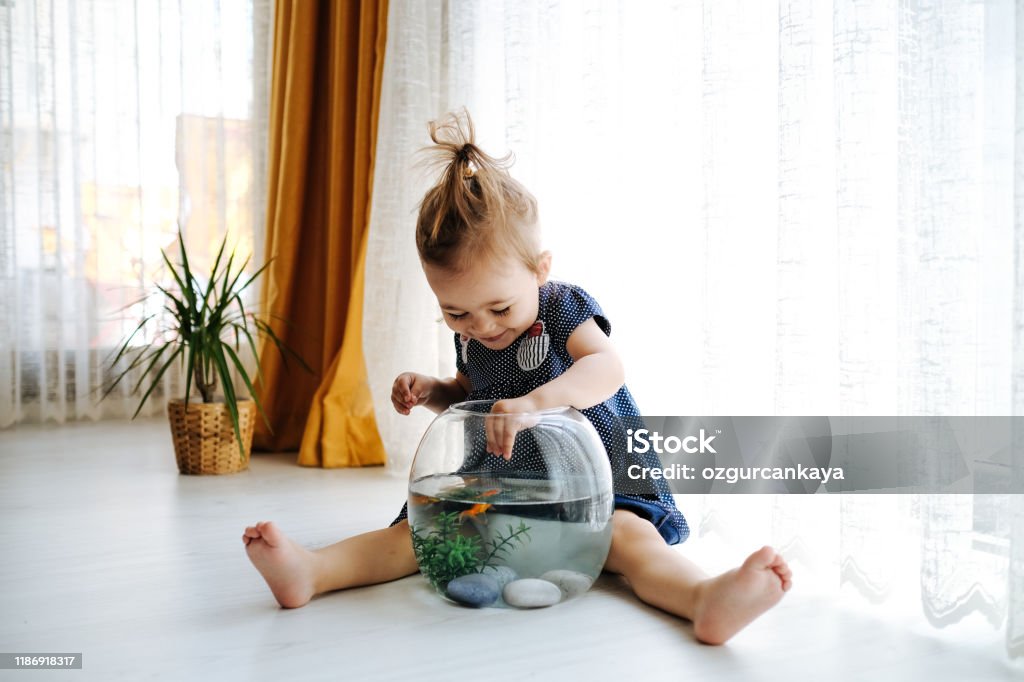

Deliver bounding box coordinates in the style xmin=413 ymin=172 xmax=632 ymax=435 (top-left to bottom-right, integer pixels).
xmin=408 ymin=375 xmax=429 ymax=403
xmin=486 ymin=419 xmax=502 ymax=457
xmin=489 ymin=421 xmax=501 ymax=454
xmin=493 ymin=417 xmax=512 ymax=460
xmin=501 ymin=421 xmax=516 ymax=460
xmin=391 ymin=395 xmax=410 ymax=415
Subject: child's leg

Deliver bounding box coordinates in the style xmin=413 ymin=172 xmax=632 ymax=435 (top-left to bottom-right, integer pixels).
xmin=243 ymin=519 xmax=419 ymax=609
xmin=603 ymin=510 xmax=792 ymax=645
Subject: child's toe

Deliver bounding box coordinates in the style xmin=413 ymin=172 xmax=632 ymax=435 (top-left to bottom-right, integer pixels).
xmin=255 ymin=521 xmax=285 ymax=547
xmin=743 ymin=546 xmax=777 ymax=570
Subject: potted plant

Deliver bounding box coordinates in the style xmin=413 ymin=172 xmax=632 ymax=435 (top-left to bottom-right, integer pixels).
xmin=101 ymin=228 xmax=311 ymax=474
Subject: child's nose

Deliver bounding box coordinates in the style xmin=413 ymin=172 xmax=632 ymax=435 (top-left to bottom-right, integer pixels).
xmin=470 ymin=325 xmax=498 ymax=338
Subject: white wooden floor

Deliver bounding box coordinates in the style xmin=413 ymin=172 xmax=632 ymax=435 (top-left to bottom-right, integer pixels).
xmin=1 ymin=417 xmax=1021 ymax=682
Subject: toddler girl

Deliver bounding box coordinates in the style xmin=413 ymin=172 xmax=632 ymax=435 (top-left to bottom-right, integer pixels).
xmin=243 ymin=109 xmax=792 ymax=645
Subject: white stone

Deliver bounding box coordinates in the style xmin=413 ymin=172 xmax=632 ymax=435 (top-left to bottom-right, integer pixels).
xmin=502 ymin=579 xmax=562 ymax=608
xmin=539 ymin=570 xmax=593 ymax=600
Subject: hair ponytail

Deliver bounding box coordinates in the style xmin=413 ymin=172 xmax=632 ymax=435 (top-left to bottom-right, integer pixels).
xmin=415 ymin=108 xmax=540 ymax=272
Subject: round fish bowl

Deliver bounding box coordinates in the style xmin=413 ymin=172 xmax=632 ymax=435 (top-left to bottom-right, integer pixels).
xmin=407 ymin=400 xmax=614 ymax=609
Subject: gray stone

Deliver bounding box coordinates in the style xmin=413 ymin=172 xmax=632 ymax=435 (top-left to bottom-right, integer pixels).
xmin=539 ymin=570 xmax=593 ymax=600
xmin=502 ymin=578 xmax=562 ymax=608
xmin=481 ymin=565 xmax=518 ymax=588
xmin=446 ymin=573 xmax=500 ymax=607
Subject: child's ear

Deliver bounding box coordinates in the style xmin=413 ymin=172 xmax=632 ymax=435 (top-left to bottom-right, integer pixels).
xmin=535 ymin=251 xmax=552 ymax=285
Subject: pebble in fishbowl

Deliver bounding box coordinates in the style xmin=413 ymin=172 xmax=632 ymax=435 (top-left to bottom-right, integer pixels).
xmin=408 ymin=468 xmax=613 ymax=609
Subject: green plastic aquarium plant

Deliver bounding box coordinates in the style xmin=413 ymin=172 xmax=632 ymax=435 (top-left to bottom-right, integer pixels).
xmin=410 ymin=510 xmax=532 ymax=591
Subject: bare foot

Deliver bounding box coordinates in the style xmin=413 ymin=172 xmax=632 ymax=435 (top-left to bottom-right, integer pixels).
xmin=692 ymin=546 xmax=793 ymax=645
xmin=242 ymin=521 xmax=319 ymax=608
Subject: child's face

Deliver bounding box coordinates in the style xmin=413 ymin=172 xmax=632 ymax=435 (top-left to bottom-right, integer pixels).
xmin=423 ymin=253 xmax=551 ymax=351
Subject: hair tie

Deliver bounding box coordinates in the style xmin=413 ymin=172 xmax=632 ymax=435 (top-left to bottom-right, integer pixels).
xmin=457 ymin=144 xmax=475 ymax=177
xmin=456 ymin=144 xmax=475 ymax=178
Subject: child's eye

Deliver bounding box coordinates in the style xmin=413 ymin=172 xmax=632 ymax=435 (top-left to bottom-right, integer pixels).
xmin=492 ymin=307 xmax=511 ymax=317
xmin=446 ymin=311 xmax=468 ymax=320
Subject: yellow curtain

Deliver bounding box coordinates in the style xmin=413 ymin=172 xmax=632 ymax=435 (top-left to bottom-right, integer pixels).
xmin=252 ymin=0 xmax=389 ymax=467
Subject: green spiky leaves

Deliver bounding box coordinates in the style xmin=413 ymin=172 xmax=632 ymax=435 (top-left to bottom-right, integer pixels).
xmin=410 ymin=510 xmax=532 ymax=592
xmin=100 ymin=228 xmax=312 ymax=462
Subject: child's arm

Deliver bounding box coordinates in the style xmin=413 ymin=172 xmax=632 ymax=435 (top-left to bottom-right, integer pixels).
xmin=530 ymin=318 xmax=625 ymax=410
xmin=392 ymin=371 xmax=470 ymax=415
xmin=486 ymin=318 xmax=624 ymax=458
xmin=504 ymin=318 xmax=624 ymax=412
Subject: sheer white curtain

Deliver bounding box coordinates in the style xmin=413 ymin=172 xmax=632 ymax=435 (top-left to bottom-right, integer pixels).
xmin=0 ymin=0 xmax=273 ymax=426
xmin=365 ymin=0 xmax=1024 ymax=659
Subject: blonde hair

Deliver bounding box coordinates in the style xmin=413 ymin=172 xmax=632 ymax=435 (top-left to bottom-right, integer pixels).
xmin=415 ymin=108 xmax=541 ymax=272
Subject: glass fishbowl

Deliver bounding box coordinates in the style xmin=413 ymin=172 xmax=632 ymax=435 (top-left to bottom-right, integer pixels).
xmin=407 ymin=400 xmax=614 ymax=609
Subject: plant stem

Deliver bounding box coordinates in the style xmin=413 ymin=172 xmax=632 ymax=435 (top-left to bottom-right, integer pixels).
xmin=194 ymin=360 xmax=216 ymax=402
xmin=479 ymin=522 xmax=531 ymax=569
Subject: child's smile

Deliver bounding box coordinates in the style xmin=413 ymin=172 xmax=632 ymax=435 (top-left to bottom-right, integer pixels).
xmin=423 ymin=253 xmax=550 ymax=351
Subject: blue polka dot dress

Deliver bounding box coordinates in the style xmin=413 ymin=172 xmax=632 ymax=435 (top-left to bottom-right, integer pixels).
xmin=390 ymin=281 xmax=689 ymax=545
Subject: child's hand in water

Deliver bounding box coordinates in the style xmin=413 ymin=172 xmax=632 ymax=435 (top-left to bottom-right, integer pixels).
xmin=487 ymin=396 xmax=542 ymax=460
xmin=392 ymin=372 xmax=435 ymax=415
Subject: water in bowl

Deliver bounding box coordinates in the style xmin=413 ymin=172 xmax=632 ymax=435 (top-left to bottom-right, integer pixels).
xmin=408 ymin=472 xmax=613 ymax=607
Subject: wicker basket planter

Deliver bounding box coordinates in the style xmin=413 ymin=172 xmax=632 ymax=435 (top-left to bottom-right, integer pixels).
xmin=101 ymin=231 xmax=309 ymax=477
xmin=167 ymin=399 xmax=256 ymax=475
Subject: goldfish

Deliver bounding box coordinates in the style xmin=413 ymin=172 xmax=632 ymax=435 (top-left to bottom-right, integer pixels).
xmin=476 ymin=489 xmax=500 ymax=498
xmin=410 ymin=494 xmax=440 ymax=505
xmin=459 ymin=503 xmax=492 ymax=520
